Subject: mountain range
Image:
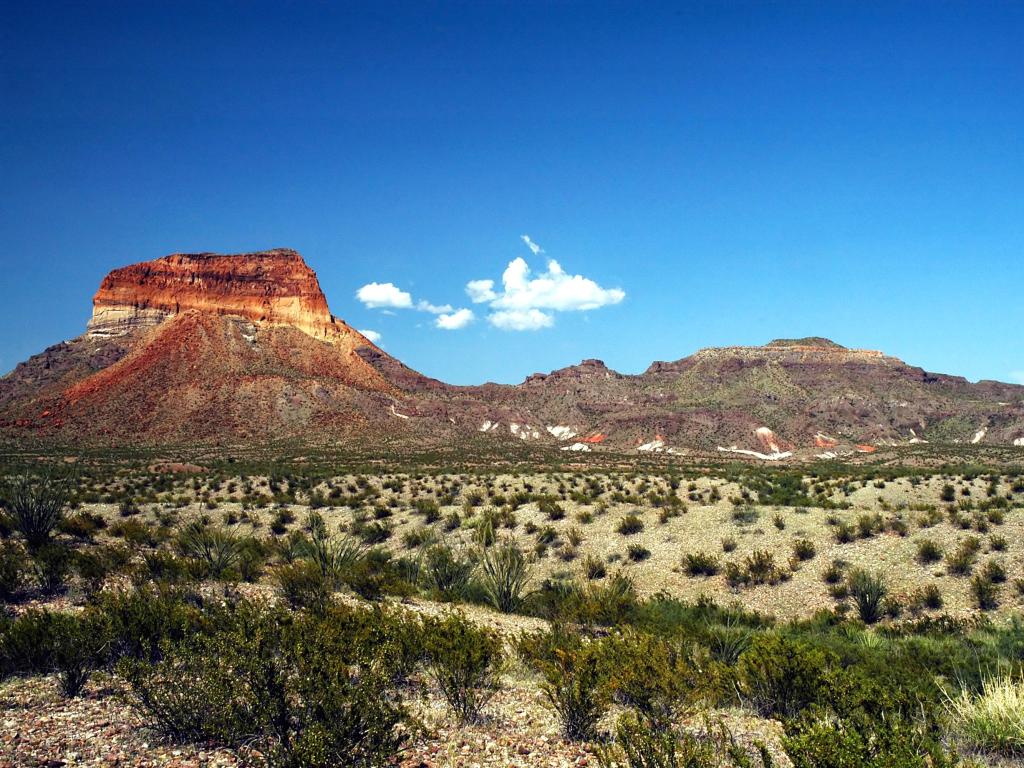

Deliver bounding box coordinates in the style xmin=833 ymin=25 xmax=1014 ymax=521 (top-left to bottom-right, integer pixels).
xmin=3 ymin=249 xmax=1022 ymax=457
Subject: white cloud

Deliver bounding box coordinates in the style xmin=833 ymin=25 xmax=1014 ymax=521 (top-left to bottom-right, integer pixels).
xmin=435 ymin=308 xmax=474 ymax=330
xmin=416 ymin=299 xmax=454 ymax=314
xmin=488 ymin=308 xmax=554 ymax=331
xmin=467 ymin=247 xmax=625 ymax=331
xmin=521 ymin=234 xmax=544 ymax=255
xmin=355 ymin=282 xmax=412 ymax=309
xmin=466 ymin=279 xmax=497 ymax=303
xmin=358 ymin=329 xmax=382 ymax=344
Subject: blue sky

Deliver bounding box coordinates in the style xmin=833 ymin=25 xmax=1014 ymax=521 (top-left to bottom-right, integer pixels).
xmin=2 ymin=1 xmax=1022 ymax=385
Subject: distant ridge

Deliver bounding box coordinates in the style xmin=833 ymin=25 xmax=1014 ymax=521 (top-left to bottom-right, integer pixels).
xmin=2 ymin=249 xmax=1023 ymax=454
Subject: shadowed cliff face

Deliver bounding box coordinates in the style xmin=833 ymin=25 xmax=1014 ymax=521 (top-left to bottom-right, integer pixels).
xmin=87 ymin=249 xmax=340 ymax=340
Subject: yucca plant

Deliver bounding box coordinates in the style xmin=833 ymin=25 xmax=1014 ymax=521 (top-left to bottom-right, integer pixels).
xmin=847 ymin=568 xmax=887 ymax=624
xmin=177 ymin=524 xmax=243 ymax=579
xmin=477 ymin=538 xmax=531 ymax=613
xmin=303 ymin=511 xmax=364 ymax=588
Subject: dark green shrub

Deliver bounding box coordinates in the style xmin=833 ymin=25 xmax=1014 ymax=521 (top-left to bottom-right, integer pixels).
xmin=683 ymin=552 xmax=720 ymax=577
xmin=123 ymin=604 xmax=408 ymax=767
xmin=0 ymin=609 xmax=108 ymax=697
xmin=627 ymin=544 xmax=651 ymax=562
xmin=791 ymin=539 xmax=816 ymax=562
xmin=421 ymin=543 xmax=474 ymax=599
xmin=276 ymin=561 xmax=332 ymax=612
xmin=0 ymin=543 xmax=27 ymax=600
xmin=736 ymin=634 xmax=831 ymax=719
xmin=521 ymin=628 xmax=610 ymax=741
xmin=32 ymin=542 xmax=71 ymax=594
xmin=915 ymin=538 xmax=942 ymax=565
xmin=584 ymin=555 xmax=607 ymax=580
xmin=617 ymin=514 xmax=644 ymax=535
xmin=423 ymin=613 xmax=503 ymax=723
xmin=177 ymin=524 xmax=243 ymax=579
xmin=971 ymin=574 xmax=999 ymax=610
xmin=599 ymin=631 xmax=698 ymax=730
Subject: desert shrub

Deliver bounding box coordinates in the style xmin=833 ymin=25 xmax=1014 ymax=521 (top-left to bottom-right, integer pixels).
xmin=520 ymin=628 xmax=610 ymax=741
xmin=847 ymin=569 xmax=887 ymax=624
xmin=726 ymin=550 xmax=785 ymax=588
xmin=736 ymin=634 xmax=831 ymax=719
xmin=944 ymin=674 xmax=1024 ymax=757
xmin=972 ymin=574 xmax=1000 ymax=611
xmin=59 ymin=511 xmax=106 ymax=541
xmin=477 ymin=538 xmax=531 ymax=613
xmin=95 ymin=585 xmax=203 ymax=664
xmin=32 ymin=542 xmax=71 ymax=594
xmin=109 ymin=518 xmax=158 ymax=547
xmin=584 ymin=555 xmax=607 ymax=580
xmin=0 ymin=543 xmax=27 ymax=600
xmin=276 ymin=561 xmax=332 ymax=612
xmin=915 ymin=538 xmax=943 ymax=565
xmin=0 ymin=609 xmax=108 ymax=697
xmin=683 ymin=552 xmax=720 ymax=577
xmin=122 ymin=603 xmax=408 ymax=767
xmin=981 ymin=559 xmax=1007 ymax=584
xmin=627 ymin=544 xmax=651 ymax=562
xmin=908 ymin=584 xmax=944 ymax=613
xmin=598 ymin=713 xmax=774 ymax=768
xmin=423 ymin=613 xmax=503 ymax=723
xmin=420 ymin=543 xmax=474 ymax=599
xmin=721 ymin=536 xmax=737 ymax=553
xmin=791 ymin=539 xmax=815 ymax=562
xmin=946 ymin=536 xmax=981 ymax=576
xmin=617 ymin=514 xmax=644 ymax=535
xmin=3 ymin=474 xmax=70 ymax=549
xmin=303 ymin=512 xmax=365 ymax=588
xmin=599 ymin=631 xmax=699 ymax=730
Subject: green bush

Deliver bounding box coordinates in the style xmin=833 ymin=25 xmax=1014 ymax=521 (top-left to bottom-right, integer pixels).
xmin=683 ymin=552 xmax=720 ymax=577
xmin=423 ymin=613 xmax=503 ymax=723
xmin=0 ymin=609 xmax=108 ymax=697
xmin=32 ymin=542 xmax=71 ymax=594
xmin=0 ymin=543 xmax=27 ymax=600
xmin=123 ymin=603 xmax=408 ymax=767
xmin=521 ymin=628 xmax=610 ymax=741
xmin=914 ymin=538 xmax=943 ymax=565
xmin=599 ymin=631 xmax=699 ymax=730
xmin=420 ymin=543 xmax=474 ymax=599
xmin=736 ymin=634 xmax=831 ymax=719
xmin=617 ymin=514 xmax=644 ymax=535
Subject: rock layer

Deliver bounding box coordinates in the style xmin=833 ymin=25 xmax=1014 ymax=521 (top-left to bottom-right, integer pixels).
xmin=87 ymin=249 xmax=338 ymax=339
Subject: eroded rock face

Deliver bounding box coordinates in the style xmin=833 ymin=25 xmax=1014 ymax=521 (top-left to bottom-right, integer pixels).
xmin=87 ymin=249 xmax=337 ymax=339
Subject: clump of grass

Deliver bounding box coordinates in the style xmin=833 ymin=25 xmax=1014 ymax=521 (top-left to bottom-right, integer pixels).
xmin=682 ymin=552 xmax=720 ymax=577
xmin=945 ymin=675 xmax=1024 ymax=756
xmin=915 ymin=538 xmax=943 ymax=565
xmin=616 ymin=514 xmax=644 ymax=536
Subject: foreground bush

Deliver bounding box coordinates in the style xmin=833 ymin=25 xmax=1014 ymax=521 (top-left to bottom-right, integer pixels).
xmin=122 ymin=603 xmax=408 ymax=767
xmin=424 ymin=613 xmax=503 ymax=723
xmin=520 ymin=627 xmax=610 ymax=741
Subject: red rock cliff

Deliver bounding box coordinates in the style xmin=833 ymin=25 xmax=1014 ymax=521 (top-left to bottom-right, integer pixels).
xmin=87 ymin=249 xmax=342 ymax=339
